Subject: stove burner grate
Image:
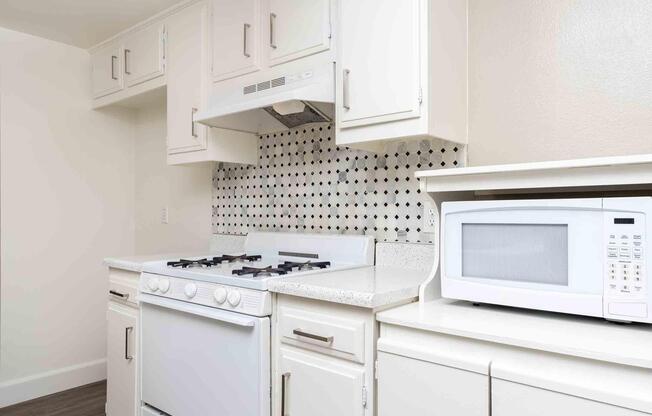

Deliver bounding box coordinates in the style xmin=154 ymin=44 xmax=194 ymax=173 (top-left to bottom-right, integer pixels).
xmin=232 ymin=266 xmax=288 ymax=277
xmin=212 ymin=254 xmax=262 ymax=263
xmin=166 ymin=258 xmax=214 ymax=268
xmin=279 ymin=261 xmax=331 ymax=271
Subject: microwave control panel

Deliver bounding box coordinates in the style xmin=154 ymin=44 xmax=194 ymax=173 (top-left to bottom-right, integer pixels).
xmin=604 ymin=213 xmax=646 ymax=298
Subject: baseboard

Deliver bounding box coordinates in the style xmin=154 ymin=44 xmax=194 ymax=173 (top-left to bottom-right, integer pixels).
xmin=0 ymin=358 xmax=106 ymax=408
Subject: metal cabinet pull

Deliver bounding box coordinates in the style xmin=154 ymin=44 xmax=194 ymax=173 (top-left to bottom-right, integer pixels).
xmin=109 ymin=290 xmax=129 ymax=299
xmin=111 ymin=55 xmax=118 ymax=80
xmin=292 ymin=328 xmax=333 ymax=343
xmin=270 ymin=13 xmax=277 ymax=49
xmin=281 ymin=372 xmax=290 ymax=416
xmin=124 ymin=326 xmax=133 ymax=361
xmin=343 ymin=69 xmax=351 ymax=110
xmin=124 ymin=49 xmax=131 ymax=75
xmin=191 ymin=108 xmax=198 ymax=137
xmin=243 ymin=23 xmax=251 ymax=57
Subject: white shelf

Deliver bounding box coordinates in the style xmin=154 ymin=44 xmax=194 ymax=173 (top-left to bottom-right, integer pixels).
xmin=416 ymin=153 xmax=652 ymax=194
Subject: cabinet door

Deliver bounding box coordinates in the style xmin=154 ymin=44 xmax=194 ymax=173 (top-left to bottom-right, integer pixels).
xmin=124 ymin=22 xmax=166 ymax=87
xmin=166 ymin=2 xmax=208 ymax=154
xmin=106 ymin=303 xmax=138 ymax=416
xmin=91 ymin=44 xmax=123 ymax=98
xmin=492 ymin=379 xmax=647 ymax=416
xmin=377 ymin=352 xmax=489 ymax=416
xmin=268 ymin=0 xmax=331 ymax=66
xmin=211 ymin=0 xmax=260 ymax=81
xmin=279 ymin=347 xmax=365 ymax=416
xmin=338 ymin=0 xmax=421 ymax=128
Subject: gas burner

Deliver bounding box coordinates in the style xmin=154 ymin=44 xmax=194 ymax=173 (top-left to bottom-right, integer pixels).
xmin=167 ymin=258 xmax=213 ymax=268
xmin=232 ymin=266 xmax=288 ymax=277
xmin=279 ymin=261 xmax=331 ymax=271
xmin=212 ymin=254 xmax=262 ymax=263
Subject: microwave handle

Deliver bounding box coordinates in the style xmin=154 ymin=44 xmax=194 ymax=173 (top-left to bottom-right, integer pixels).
xmin=138 ymin=293 xmax=256 ymax=327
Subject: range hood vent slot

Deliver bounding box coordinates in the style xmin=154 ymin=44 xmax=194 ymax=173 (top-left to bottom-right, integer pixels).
xmin=256 ymin=81 xmax=271 ymax=91
xmin=243 ymin=84 xmax=256 ymax=95
xmin=271 ymin=77 xmax=286 ymax=88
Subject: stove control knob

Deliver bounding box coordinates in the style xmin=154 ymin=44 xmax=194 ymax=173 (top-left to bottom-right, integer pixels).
xmin=227 ymin=290 xmax=241 ymax=307
xmin=158 ymin=279 xmax=170 ymax=294
xmin=214 ymin=287 xmax=228 ymax=304
xmin=184 ymin=283 xmax=197 ymax=298
xmin=147 ymin=277 xmax=159 ymax=292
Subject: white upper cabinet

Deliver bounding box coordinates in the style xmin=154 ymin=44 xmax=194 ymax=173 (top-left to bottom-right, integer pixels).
xmin=91 ymin=43 xmax=124 ymax=98
xmin=267 ymin=0 xmax=331 ymax=66
xmin=336 ymin=0 xmax=468 ymax=149
xmin=123 ymin=22 xmax=166 ymax=87
xmin=211 ymin=0 xmax=261 ymax=81
xmin=338 ymin=0 xmax=420 ymax=128
xmin=166 ymin=2 xmax=208 ymax=155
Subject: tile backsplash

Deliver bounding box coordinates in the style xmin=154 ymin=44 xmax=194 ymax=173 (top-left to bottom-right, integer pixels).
xmin=212 ymin=123 xmax=464 ymax=243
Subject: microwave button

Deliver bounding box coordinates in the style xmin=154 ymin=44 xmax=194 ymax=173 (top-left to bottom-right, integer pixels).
xmin=607 ymin=247 xmax=618 ymax=258
xmin=620 ymin=235 xmax=629 ymax=240
xmin=633 ymin=234 xmax=642 ymax=240
xmin=633 ymin=248 xmax=643 ymax=259
xmin=619 ymin=248 xmax=631 ymax=259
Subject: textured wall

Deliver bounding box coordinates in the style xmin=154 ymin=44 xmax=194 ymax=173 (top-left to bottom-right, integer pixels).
xmin=212 ymin=123 xmax=464 ymax=243
xmin=468 ymin=0 xmax=652 ymax=165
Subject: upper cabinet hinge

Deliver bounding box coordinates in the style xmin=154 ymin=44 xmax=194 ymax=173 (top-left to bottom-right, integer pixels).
xmin=328 ymin=21 xmax=332 ymax=40
xmin=374 ymin=360 xmax=379 ymax=379
xmin=418 ymin=87 xmax=423 ymax=104
xmin=362 ymin=386 xmax=368 ymax=408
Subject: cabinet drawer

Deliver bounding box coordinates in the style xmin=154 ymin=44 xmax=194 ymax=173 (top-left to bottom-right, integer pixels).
xmin=279 ymin=306 xmax=365 ymax=363
xmin=108 ymin=269 xmax=139 ymax=305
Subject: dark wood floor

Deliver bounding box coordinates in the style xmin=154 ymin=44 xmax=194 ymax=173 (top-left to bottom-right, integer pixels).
xmin=0 ymin=381 xmax=106 ymax=416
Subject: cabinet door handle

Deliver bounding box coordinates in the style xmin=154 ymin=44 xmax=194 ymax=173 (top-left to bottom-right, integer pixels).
xmin=269 ymin=13 xmax=277 ymax=49
xmin=124 ymin=49 xmax=131 ymax=75
xmin=292 ymin=328 xmax=333 ymax=343
xmin=281 ymin=372 xmax=290 ymax=416
xmin=109 ymin=290 xmax=129 ymax=299
xmin=124 ymin=326 xmax=133 ymax=361
xmin=342 ymin=69 xmax=351 ymax=110
xmin=243 ymin=23 xmax=251 ymax=57
xmin=111 ymin=55 xmax=118 ymax=80
xmin=191 ymin=108 xmax=198 ymax=137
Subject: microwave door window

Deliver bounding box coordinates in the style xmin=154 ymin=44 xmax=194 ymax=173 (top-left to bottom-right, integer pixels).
xmin=461 ymin=223 xmax=569 ymax=286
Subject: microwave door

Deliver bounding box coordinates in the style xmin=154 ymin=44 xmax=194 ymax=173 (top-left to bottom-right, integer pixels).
xmin=442 ymin=206 xmax=604 ymax=317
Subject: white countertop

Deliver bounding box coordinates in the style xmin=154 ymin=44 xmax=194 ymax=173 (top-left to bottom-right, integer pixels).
xmin=377 ymin=299 xmax=652 ymax=369
xmin=267 ymin=266 xmax=429 ymax=308
xmin=104 ymin=253 xmax=193 ymax=273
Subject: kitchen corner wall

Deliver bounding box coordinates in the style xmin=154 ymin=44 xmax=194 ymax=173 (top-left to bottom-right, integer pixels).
xmin=212 ymin=123 xmax=465 ymax=243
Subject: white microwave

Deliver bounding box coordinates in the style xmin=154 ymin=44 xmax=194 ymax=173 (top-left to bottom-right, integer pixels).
xmin=441 ymin=197 xmax=651 ymax=323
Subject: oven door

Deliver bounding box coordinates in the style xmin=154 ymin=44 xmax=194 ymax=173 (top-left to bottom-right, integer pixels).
xmin=139 ymin=293 xmax=270 ymax=416
xmin=442 ymin=198 xmax=604 ymax=317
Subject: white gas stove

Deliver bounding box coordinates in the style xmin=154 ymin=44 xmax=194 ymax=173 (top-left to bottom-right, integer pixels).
xmin=140 ymin=232 xmax=374 ymax=316
xmin=138 ymin=232 xmax=374 ymax=416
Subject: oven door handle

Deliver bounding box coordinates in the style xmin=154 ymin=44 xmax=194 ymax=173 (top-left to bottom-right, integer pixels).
xmin=138 ymin=294 xmax=256 ymax=327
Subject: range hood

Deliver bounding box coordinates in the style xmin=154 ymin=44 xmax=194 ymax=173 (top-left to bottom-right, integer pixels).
xmin=194 ymin=62 xmax=334 ymax=135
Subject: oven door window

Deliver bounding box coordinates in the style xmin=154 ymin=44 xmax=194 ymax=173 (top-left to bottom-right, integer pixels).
xmin=462 ymin=223 xmax=569 ymax=285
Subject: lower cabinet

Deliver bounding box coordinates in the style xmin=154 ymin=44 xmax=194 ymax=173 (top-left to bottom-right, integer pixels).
xmin=377 ymin=351 xmax=489 ymax=416
xmin=279 ymin=347 xmax=365 ymax=416
xmin=273 ymin=295 xmax=376 ymax=416
xmin=106 ymin=301 xmax=138 ymax=416
xmin=492 ymin=379 xmax=648 ymax=416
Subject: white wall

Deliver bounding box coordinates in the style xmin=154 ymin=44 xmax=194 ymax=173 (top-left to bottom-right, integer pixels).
xmin=468 ymin=0 xmax=652 ymax=166
xmin=0 ymin=27 xmax=136 ymax=406
xmin=134 ymin=102 xmax=212 ymax=254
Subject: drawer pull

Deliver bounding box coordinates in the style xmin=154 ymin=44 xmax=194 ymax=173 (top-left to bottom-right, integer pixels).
xmin=124 ymin=326 xmax=133 ymax=361
xmin=292 ymin=328 xmax=333 ymax=343
xmin=281 ymin=372 xmax=290 ymax=416
xmin=109 ymin=290 xmax=129 ymax=299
